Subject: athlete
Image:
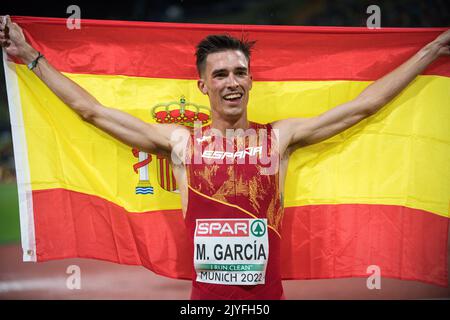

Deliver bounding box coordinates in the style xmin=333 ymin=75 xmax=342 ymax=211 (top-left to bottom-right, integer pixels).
xmin=1 ymin=15 xmax=449 ymax=299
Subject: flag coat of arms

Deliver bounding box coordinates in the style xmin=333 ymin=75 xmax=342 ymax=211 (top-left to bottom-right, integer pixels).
xmin=3 ymin=16 xmax=449 ymax=286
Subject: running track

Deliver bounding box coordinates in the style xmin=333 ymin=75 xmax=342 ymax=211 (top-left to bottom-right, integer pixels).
xmin=0 ymin=244 xmax=449 ymax=299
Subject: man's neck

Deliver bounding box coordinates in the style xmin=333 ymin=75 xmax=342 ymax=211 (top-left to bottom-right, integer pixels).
xmin=210 ymin=115 xmax=250 ymax=136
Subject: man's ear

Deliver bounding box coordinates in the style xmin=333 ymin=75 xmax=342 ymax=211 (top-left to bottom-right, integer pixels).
xmin=249 ymin=73 xmax=253 ymax=91
xmin=197 ymin=79 xmax=208 ymax=95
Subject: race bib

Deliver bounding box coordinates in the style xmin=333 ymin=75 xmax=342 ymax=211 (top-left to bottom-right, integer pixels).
xmin=194 ymin=218 xmax=269 ymax=286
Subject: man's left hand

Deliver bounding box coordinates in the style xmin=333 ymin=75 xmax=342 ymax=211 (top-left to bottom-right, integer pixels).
xmin=433 ymin=29 xmax=450 ymax=57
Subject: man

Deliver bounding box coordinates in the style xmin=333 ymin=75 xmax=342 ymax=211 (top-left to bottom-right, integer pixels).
xmin=0 ymin=15 xmax=449 ymax=299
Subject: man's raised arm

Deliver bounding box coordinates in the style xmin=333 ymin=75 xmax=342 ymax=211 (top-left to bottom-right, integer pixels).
xmin=273 ymin=29 xmax=450 ymax=154
xmin=0 ymin=15 xmax=186 ymax=158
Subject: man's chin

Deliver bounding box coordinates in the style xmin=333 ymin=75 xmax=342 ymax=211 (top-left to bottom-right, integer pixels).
xmin=223 ymin=104 xmax=245 ymax=116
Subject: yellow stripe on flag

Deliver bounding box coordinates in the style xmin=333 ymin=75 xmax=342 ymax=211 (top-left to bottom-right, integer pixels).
xmin=16 ymin=64 xmax=450 ymax=217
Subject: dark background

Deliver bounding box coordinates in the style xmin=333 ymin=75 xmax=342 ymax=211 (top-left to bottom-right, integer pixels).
xmin=1 ymin=0 xmax=449 ymax=26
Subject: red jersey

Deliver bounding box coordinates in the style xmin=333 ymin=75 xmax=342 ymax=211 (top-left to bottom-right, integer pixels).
xmin=185 ymin=122 xmax=284 ymax=300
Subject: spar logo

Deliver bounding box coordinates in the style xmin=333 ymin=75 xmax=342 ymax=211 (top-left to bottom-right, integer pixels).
xmin=195 ymin=219 xmax=266 ymax=237
xmin=251 ymin=220 xmax=266 ymax=237
xmin=196 ymin=219 xmax=249 ymax=237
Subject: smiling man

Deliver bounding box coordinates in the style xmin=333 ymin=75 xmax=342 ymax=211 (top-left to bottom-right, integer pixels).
xmin=1 ymin=15 xmax=449 ymax=300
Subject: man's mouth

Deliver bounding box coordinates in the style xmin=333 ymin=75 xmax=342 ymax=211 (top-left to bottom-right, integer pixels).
xmin=223 ymin=92 xmax=243 ymax=102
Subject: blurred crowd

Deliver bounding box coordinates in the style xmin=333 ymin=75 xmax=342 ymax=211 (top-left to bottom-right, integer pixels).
xmin=0 ymin=0 xmax=448 ymax=182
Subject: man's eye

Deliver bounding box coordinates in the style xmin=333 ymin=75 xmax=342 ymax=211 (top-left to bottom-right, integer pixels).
xmin=235 ymin=70 xmax=247 ymax=76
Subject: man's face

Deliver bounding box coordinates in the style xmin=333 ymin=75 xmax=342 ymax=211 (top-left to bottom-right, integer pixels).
xmin=198 ymin=50 xmax=253 ymax=121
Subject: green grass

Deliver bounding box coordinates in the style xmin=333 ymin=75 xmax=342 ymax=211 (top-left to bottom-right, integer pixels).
xmin=0 ymin=183 xmax=21 ymax=244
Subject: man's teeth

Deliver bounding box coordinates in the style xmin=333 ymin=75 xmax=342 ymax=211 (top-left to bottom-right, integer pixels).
xmin=223 ymin=93 xmax=242 ymax=100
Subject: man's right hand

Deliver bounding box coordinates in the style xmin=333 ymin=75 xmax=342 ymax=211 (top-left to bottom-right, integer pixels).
xmin=0 ymin=15 xmax=37 ymax=63
xmin=0 ymin=15 xmax=189 ymax=160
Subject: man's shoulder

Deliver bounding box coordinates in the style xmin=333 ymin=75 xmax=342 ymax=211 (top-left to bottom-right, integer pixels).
xmin=250 ymin=121 xmax=273 ymax=130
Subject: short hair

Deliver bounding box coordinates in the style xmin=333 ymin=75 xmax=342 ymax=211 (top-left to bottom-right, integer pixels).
xmin=195 ymin=34 xmax=256 ymax=77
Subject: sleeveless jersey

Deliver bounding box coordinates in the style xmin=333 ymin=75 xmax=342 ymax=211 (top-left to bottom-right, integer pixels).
xmin=184 ymin=122 xmax=285 ymax=300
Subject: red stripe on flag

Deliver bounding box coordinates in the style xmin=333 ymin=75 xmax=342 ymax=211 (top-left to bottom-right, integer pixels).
xmin=31 ymin=188 xmax=448 ymax=285
xmin=281 ymin=205 xmax=449 ymax=286
xmin=10 ymin=16 xmax=450 ymax=81
xmin=32 ymin=188 xmax=192 ymax=280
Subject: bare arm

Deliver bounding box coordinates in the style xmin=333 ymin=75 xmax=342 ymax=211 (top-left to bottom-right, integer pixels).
xmin=0 ymin=15 xmax=187 ymax=157
xmin=273 ymin=29 xmax=450 ymax=154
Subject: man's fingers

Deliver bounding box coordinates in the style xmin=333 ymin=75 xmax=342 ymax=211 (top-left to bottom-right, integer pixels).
xmin=2 ymin=16 xmax=10 ymax=31
xmin=442 ymin=46 xmax=450 ymax=56
xmin=0 ymin=15 xmax=10 ymax=27
xmin=0 ymin=40 xmax=11 ymax=48
xmin=0 ymin=16 xmax=10 ymax=33
xmin=0 ymin=30 xmax=10 ymax=40
xmin=0 ymin=25 xmax=8 ymax=36
xmin=4 ymin=15 xmax=11 ymax=26
xmin=436 ymin=29 xmax=450 ymax=45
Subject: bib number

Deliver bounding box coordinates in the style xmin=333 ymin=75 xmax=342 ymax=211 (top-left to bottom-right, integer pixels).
xmin=194 ymin=218 xmax=269 ymax=286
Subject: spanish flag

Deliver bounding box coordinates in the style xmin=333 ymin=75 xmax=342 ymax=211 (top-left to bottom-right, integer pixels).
xmin=4 ymin=16 xmax=449 ymax=286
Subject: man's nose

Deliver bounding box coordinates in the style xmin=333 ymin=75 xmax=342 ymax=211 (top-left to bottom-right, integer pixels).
xmin=226 ymin=73 xmax=239 ymax=88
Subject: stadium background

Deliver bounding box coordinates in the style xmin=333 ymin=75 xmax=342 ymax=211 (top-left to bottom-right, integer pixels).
xmin=0 ymin=0 xmax=449 ymax=299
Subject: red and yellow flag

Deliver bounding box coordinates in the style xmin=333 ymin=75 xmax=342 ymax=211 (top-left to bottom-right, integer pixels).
xmin=3 ymin=16 xmax=449 ymax=286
